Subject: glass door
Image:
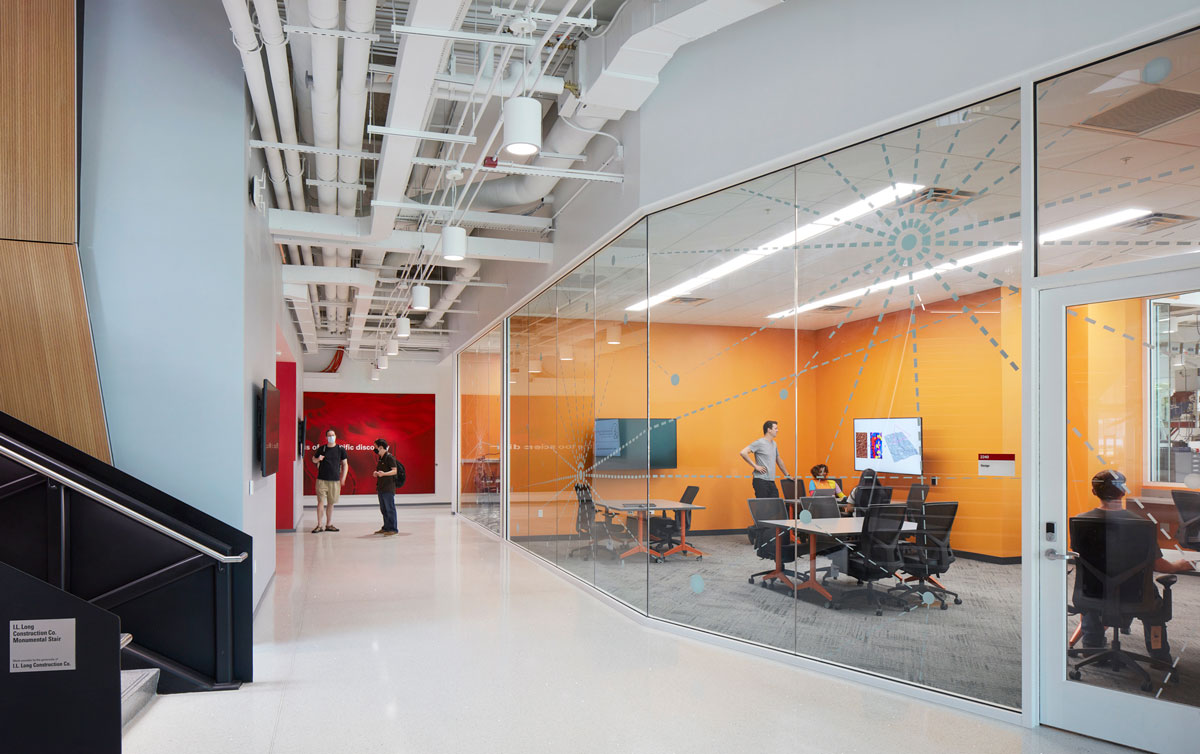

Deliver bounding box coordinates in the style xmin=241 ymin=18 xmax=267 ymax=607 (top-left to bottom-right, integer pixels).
xmin=1038 ymin=268 xmax=1200 ymax=752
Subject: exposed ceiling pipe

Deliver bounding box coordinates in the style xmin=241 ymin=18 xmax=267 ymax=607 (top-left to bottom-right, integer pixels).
xmin=282 ymin=266 xmax=379 ymax=356
xmin=252 ymin=0 xmax=306 ymax=212
xmin=337 ymin=0 xmax=378 ymax=217
xmin=433 ymin=58 xmax=565 ymax=102
xmin=283 ymin=282 xmax=319 ymax=353
xmin=422 ymin=259 xmax=480 ymax=329
xmin=221 ymin=0 xmax=291 ymax=211
xmin=308 ymin=0 xmax=340 ymax=215
xmin=284 ymin=0 xmax=316 ymax=145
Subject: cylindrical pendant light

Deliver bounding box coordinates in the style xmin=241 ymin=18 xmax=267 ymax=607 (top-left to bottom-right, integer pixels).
xmin=386 ymin=339 xmax=399 ymax=356
xmin=559 ymin=344 xmax=573 ymax=361
xmin=377 ymin=354 xmax=389 ymax=370
xmin=442 ymin=225 xmax=467 ymax=262
xmin=529 ymin=357 xmax=542 ymax=373
xmin=606 ymin=325 xmax=621 ymax=345
xmin=502 ymin=96 xmax=541 ymax=156
xmin=412 ymin=284 xmax=431 ymax=311
xmin=370 ymin=367 xmax=381 ymax=381
xmin=396 ymin=316 xmax=412 ymax=337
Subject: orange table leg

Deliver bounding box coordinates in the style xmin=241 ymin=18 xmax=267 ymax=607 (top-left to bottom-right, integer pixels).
xmin=793 ymin=531 xmax=833 ymax=602
xmin=661 ymin=511 xmax=706 ymax=559
xmin=620 ymin=510 xmax=659 ymax=560
xmin=755 ymin=526 xmax=797 ymax=589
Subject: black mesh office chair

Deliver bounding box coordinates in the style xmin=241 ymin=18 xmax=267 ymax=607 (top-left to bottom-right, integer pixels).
xmin=648 ymin=486 xmax=699 ymax=552
xmin=1067 ymin=514 xmax=1177 ymax=691
xmin=840 ymin=504 xmax=907 ymax=615
xmin=799 ymin=497 xmax=847 ymax=579
xmin=852 ymin=485 xmax=893 ymax=517
xmin=566 ymin=483 xmax=623 ymax=561
xmin=1169 ymin=489 xmax=1200 ymax=550
xmin=746 ymin=497 xmax=798 ymax=588
xmin=896 ymin=501 xmax=961 ymax=608
xmin=780 ymin=478 xmax=803 ymax=501
xmin=905 ymin=484 xmax=930 ymax=521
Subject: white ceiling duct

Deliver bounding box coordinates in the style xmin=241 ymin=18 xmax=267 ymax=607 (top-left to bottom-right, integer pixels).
xmin=465 ymin=0 xmax=782 ymax=211
xmin=337 ymin=0 xmax=378 ymax=217
xmin=282 ymin=266 xmax=379 ymax=356
xmin=282 ymin=283 xmax=319 ymax=353
xmin=422 ymin=259 xmax=480 ymax=329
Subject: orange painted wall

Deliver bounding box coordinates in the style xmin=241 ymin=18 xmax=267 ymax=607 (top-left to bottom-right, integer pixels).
xmin=1064 ymin=300 xmax=1145 ymax=520
xmin=459 ymin=351 xmax=502 ymax=494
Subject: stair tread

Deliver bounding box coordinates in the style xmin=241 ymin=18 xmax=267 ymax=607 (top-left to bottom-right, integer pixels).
xmin=120 ymin=668 xmax=159 ymax=729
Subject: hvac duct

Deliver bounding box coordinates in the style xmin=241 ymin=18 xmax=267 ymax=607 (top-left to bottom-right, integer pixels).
xmin=338 ymin=0 xmax=378 ymax=216
xmin=422 ymin=259 xmax=480 ymax=329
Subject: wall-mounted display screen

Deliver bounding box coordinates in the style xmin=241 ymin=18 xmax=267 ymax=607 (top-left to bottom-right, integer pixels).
xmin=594 ymin=418 xmax=677 ymax=470
xmin=853 ymin=417 xmax=922 ymax=476
xmin=257 ymin=379 xmax=281 ymax=477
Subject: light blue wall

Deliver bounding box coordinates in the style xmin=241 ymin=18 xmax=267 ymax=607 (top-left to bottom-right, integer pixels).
xmin=78 ymin=0 xmax=257 ymax=536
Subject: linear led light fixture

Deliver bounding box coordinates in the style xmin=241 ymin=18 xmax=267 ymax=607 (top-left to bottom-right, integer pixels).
xmin=366 ymin=125 xmax=476 ymax=145
xmin=390 ymin=25 xmax=535 ymax=47
xmin=284 ymin=24 xmax=380 ymax=42
xmin=765 ymin=207 xmax=1152 ymax=319
xmin=370 ymin=199 xmax=456 ymax=212
xmin=627 ymin=183 xmax=924 ymax=312
xmin=489 ymin=6 xmax=598 ymax=28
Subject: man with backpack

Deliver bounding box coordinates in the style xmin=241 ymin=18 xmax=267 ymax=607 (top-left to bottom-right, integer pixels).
xmin=372 ymin=438 xmax=405 ymax=535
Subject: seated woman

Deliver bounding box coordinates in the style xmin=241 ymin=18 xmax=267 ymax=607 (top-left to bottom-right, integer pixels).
xmin=841 ymin=467 xmax=878 ymax=517
xmin=808 ymin=464 xmax=845 ymax=500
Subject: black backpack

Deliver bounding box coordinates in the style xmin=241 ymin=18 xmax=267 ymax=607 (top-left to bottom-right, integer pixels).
xmin=392 ymin=456 xmax=406 ymax=488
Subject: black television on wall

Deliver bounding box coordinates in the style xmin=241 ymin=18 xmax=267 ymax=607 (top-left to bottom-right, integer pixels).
xmin=256 ymin=379 xmax=281 ymax=477
xmin=297 ymin=417 xmax=307 ymax=458
xmin=593 ymin=418 xmax=677 ymax=470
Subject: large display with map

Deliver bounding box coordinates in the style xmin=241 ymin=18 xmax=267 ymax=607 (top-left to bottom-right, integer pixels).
xmin=853 ymin=417 xmax=923 ymax=475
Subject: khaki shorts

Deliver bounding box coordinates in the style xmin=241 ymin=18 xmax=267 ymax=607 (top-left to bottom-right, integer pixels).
xmin=316 ymin=479 xmax=341 ymax=506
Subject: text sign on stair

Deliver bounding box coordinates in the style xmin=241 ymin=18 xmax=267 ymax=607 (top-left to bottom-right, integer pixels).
xmin=9 ymin=619 xmax=76 ymax=673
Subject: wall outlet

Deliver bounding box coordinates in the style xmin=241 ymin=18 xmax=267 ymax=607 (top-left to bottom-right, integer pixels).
xmin=537 ymin=509 xmax=543 ymax=518
xmin=931 ymin=476 xmax=938 ymax=486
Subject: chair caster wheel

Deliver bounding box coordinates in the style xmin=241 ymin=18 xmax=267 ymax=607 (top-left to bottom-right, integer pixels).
xmin=940 ymin=603 xmax=948 ymax=610
xmin=954 ymin=598 xmax=962 ymax=605
xmin=696 ymin=556 xmax=702 ymax=561
xmin=875 ymin=609 xmax=883 ymax=616
xmin=1141 ymin=681 xmax=1154 ymax=692
xmin=761 ymin=581 xmax=768 ymax=588
xmin=748 ymin=577 xmax=755 ymax=584
xmin=825 ymin=601 xmax=833 ymax=609
xmin=1069 ymin=670 xmax=1081 ymax=680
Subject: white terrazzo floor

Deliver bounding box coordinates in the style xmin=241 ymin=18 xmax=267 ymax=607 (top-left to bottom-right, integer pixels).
xmin=122 ymin=507 xmax=1137 ymax=754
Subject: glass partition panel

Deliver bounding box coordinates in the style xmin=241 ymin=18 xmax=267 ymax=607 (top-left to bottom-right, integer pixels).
xmin=458 ymin=325 xmax=503 ymax=534
xmin=1036 ymin=29 xmax=1200 ymax=277
xmin=593 ymin=220 xmax=649 ymax=612
xmin=509 ymin=309 xmax=531 ymax=545
xmin=522 ymin=289 xmax=561 ymax=564
xmin=555 ymin=259 xmax=597 ymax=585
xmin=644 ymin=166 xmax=799 ymax=654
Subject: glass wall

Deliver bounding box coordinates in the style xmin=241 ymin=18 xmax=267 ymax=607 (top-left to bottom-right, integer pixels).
xmin=502 ymin=92 xmax=1025 ymax=708
xmin=1036 ymin=28 xmax=1200 ymax=277
xmin=458 ymin=325 xmax=503 ymax=534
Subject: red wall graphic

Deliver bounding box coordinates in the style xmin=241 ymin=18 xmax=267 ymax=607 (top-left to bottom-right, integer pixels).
xmin=302 ymin=393 xmax=435 ymax=495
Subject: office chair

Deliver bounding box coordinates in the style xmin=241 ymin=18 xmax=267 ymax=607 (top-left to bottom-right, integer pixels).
xmin=839 ymin=504 xmax=907 ymax=615
xmin=566 ymin=483 xmax=622 ymax=561
xmin=798 ymin=497 xmax=848 ymax=579
xmin=648 ymin=486 xmax=699 ymax=553
xmin=905 ymin=484 xmax=930 ymax=521
xmin=1067 ymin=514 xmax=1178 ymax=692
xmin=852 ymin=485 xmax=893 ymax=517
xmin=896 ymin=501 xmax=961 ymax=608
xmin=746 ymin=497 xmax=798 ymax=588
xmin=1169 ymin=489 xmax=1200 ymax=550
xmin=780 ymin=477 xmax=803 ymax=501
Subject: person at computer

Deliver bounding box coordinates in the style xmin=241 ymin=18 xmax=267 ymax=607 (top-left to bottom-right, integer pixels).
xmin=808 ymin=464 xmax=845 ymax=499
xmin=740 ymin=420 xmax=790 ymax=498
xmin=1077 ymin=469 xmax=1193 ymax=663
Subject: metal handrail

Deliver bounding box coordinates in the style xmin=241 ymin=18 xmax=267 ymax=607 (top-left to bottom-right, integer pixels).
xmin=0 ymin=443 xmax=248 ymax=564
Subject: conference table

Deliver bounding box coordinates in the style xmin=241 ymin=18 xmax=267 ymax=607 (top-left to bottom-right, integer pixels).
xmin=760 ymin=516 xmax=916 ymax=602
xmin=596 ymin=499 xmax=706 ymax=561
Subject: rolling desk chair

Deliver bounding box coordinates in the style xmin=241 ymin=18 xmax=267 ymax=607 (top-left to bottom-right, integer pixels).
xmin=905 ymin=484 xmax=930 ymax=520
xmin=896 ymin=501 xmax=961 ymax=608
xmin=1169 ymin=489 xmax=1200 ymax=550
xmin=852 ymin=485 xmax=893 ymax=516
xmin=648 ymin=485 xmax=699 ymax=552
xmin=840 ymin=504 xmax=907 ymax=615
xmin=780 ymin=478 xmax=803 ymax=501
xmin=747 ymin=497 xmax=798 ymax=588
xmin=566 ymin=483 xmax=623 ymax=561
xmin=1067 ymin=514 xmax=1178 ymax=691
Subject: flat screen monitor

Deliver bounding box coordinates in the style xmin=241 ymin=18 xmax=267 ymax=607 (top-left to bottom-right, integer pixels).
xmin=853 ymin=417 xmax=922 ymax=476
xmin=593 ymin=418 xmax=677 ymax=470
xmin=257 ymin=379 xmax=281 ymax=477
xmin=297 ymin=417 xmax=307 ymax=458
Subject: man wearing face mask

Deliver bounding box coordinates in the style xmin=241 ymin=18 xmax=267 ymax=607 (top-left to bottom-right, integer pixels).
xmin=311 ymin=428 xmax=348 ymax=533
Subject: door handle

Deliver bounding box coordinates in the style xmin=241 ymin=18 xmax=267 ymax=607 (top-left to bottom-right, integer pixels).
xmin=1045 ymin=548 xmax=1077 ymax=562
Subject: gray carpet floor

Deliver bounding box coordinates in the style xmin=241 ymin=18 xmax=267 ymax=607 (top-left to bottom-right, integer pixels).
xmin=514 ymin=533 xmax=1200 ymax=710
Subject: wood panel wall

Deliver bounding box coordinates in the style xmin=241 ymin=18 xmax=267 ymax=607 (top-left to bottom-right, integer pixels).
xmin=0 ymin=1 xmax=110 ymax=462
xmin=0 ymin=0 xmax=76 ymax=243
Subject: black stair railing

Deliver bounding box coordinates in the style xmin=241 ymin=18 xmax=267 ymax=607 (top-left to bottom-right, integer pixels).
xmin=0 ymin=411 xmax=253 ymax=693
